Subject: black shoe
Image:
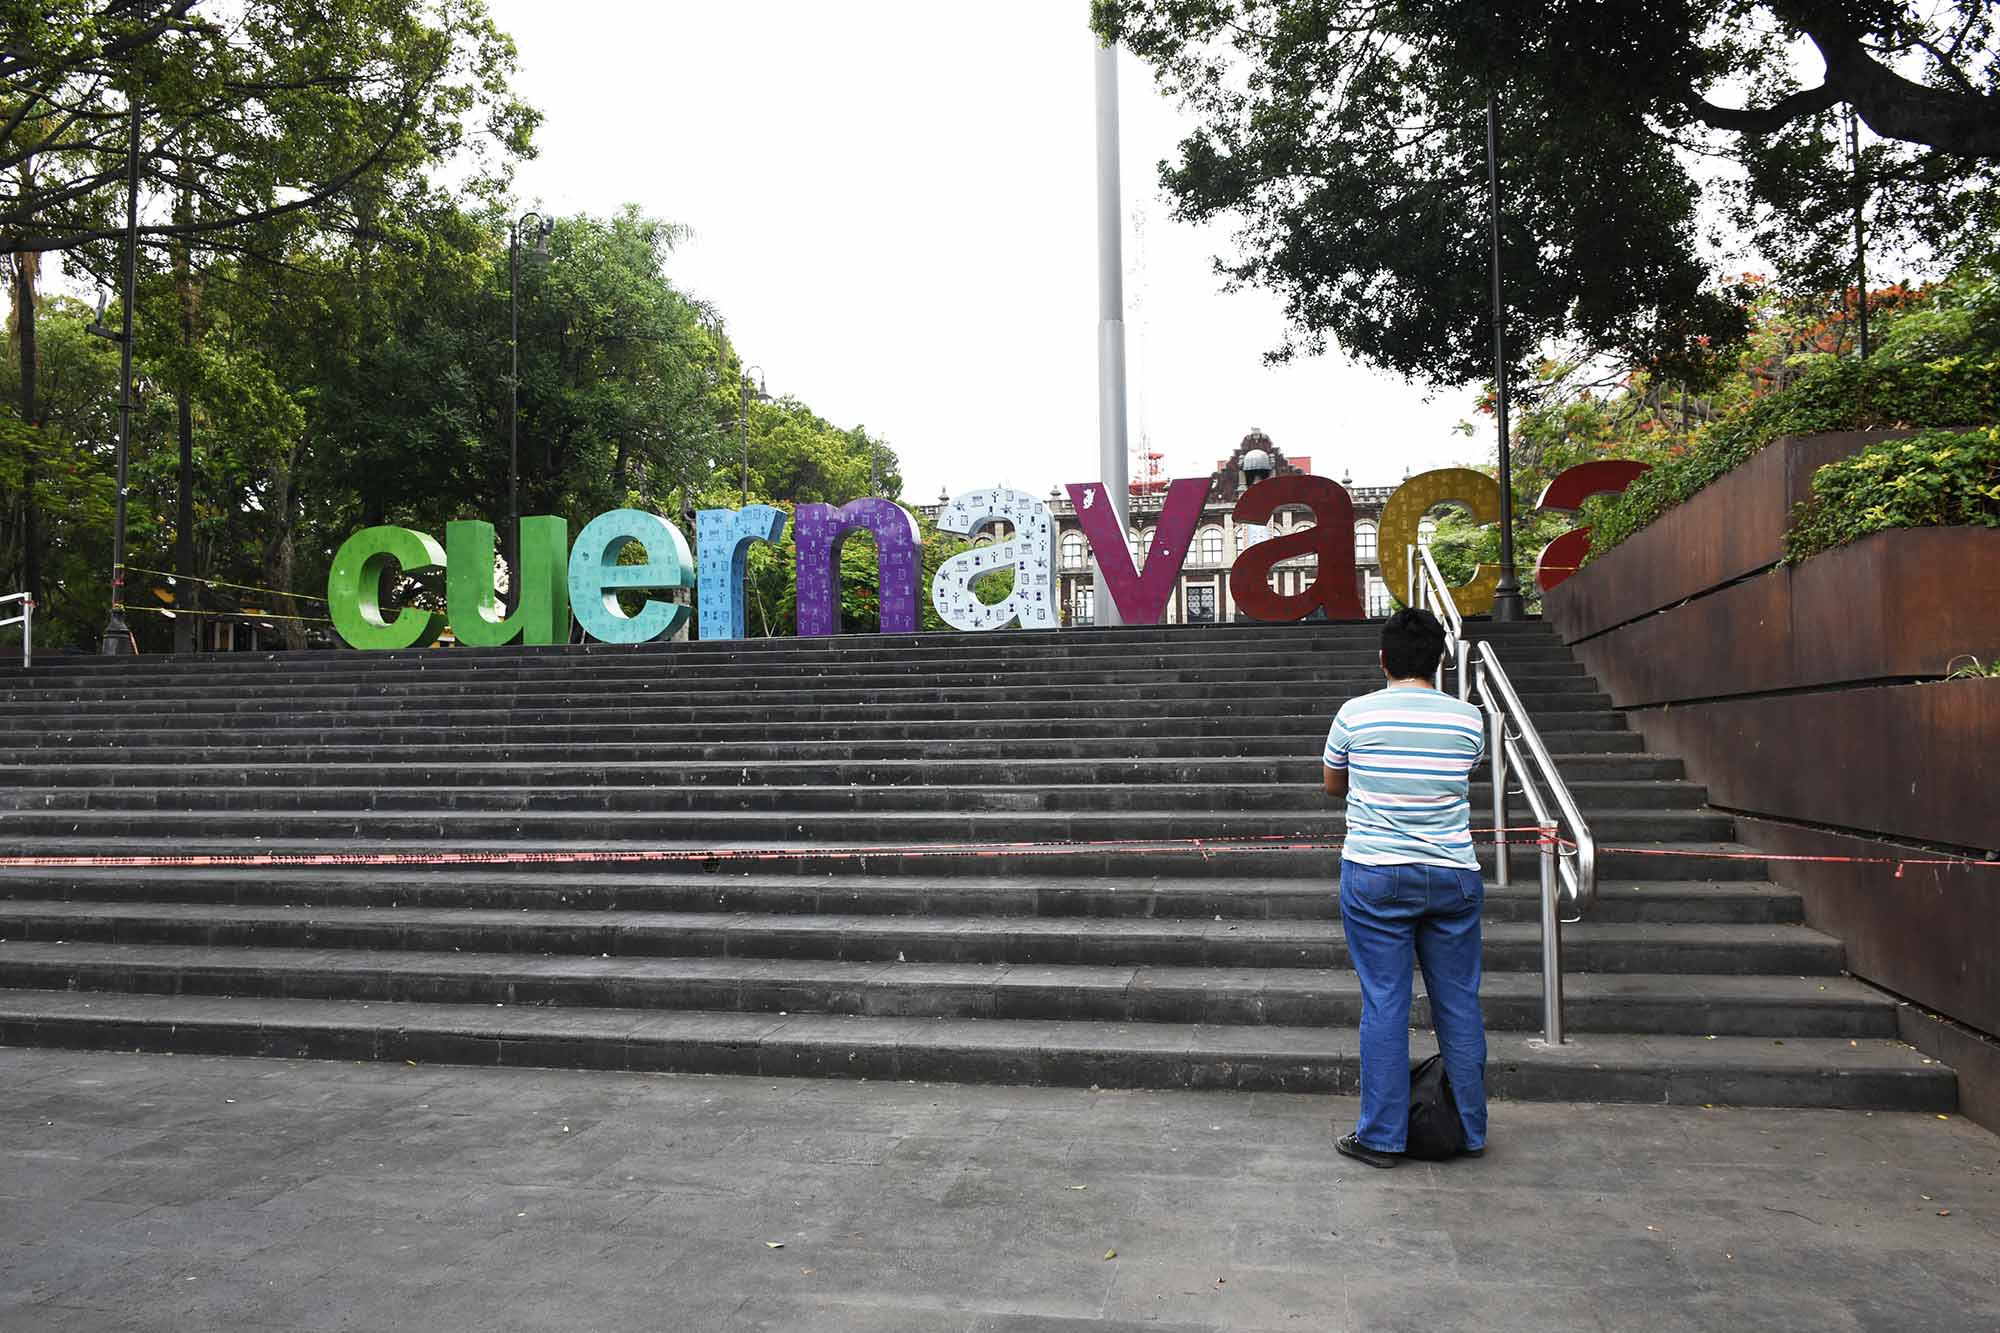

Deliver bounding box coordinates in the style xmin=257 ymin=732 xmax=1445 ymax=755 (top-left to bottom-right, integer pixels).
xmin=1461 ymin=1146 xmax=1485 ymax=1159
xmin=1335 ymin=1133 xmax=1401 ymax=1169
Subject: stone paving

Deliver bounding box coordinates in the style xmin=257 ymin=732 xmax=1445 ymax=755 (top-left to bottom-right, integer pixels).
xmin=1 ymin=1047 xmax=1996 ymax=1332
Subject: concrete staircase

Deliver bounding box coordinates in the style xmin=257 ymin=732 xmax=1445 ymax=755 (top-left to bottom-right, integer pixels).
xmin=0 ymin=621 xmax=1955 ymax=1109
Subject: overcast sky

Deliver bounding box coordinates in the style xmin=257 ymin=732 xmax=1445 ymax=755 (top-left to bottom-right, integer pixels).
xmin=483 ymin=0 xmax=1489 ymax=504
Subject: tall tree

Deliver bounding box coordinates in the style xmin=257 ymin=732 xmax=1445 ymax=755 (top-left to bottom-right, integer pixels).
xmin=1094 ymin=1 xmax=2000 ymax=384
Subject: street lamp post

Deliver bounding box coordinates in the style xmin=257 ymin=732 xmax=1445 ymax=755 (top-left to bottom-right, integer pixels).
xmin=508 ymin=212 xmax=552 ymax=572
xmin=98 ymin=84 xmax=143 ymax=654
xmin=1485 ymin=90 xmax=1525 ymax=622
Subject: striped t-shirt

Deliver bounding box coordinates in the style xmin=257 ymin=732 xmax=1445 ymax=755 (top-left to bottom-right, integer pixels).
xmin=1323 ymin=685 xmax=1487 ymax=869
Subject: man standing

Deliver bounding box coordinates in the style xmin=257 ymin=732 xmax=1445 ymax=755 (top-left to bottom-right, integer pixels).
xmin=1322 ymin=608 xmax=1488 ymax=1167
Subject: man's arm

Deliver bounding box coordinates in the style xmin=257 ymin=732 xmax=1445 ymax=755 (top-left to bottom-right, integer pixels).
xmin=1322 ymin=711 xmax=1351 ymax=800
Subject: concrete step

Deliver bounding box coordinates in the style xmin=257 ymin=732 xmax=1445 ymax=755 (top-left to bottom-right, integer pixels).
xmin=0 ymin=870 xmax=1804 ymax=925
xmin=0 ymin=657 xmax=1592 ymax=706
xmin=0 ymin=837 xmax=1770 ymax=882
xmin=0 ymin=989 xmax=1950 ymax=1108
xmin=5 ymin=753 xmax=1692 ymax=790
xmin=0 ymin=939 xmax=1866 ymax=1030
xmin=0 ymin=903 xmax=1844 ymax=977
xmin=0 ymin=728 xmax=1656 ymax=765
xmin=14 ymin=708 xmax=1635 ymax=749
xmin=0 ymin=805 xmax=1738 ymax=844
xmin=0 ymin=779 xmax=1712 ymax=816
xmin=0 ymin=675 xmax=1613 ymax=719
xmin=0 ymin=620 xmax=1564 ymax=678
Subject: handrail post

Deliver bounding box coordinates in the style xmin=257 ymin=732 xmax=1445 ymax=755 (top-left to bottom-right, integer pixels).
xmin=1539 ymin=820 xmax=1565 ymax=1043
xmin=20 ymin=597 xmax=28 ymax=669
xmin=1488 ymin=695 xmax=1508 ymax=886
xmin=1455 ymin=638 xmax=1469 ymax=701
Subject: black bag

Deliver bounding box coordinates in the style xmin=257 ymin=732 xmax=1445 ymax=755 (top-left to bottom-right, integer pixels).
xmin=1405 ymin=1053 xmax=1468 ymax=1160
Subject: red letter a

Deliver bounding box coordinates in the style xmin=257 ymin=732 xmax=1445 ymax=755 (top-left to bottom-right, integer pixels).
xmin=1230 ymin=474 xmax=1362 ymax=621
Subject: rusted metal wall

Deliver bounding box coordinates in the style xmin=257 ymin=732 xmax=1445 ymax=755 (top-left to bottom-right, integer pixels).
xmin=1568 ymin=528 xmax=2000 ymax=707
xmin=1738 ymin=816 xmax=2000 ymax=1040
xmin=1636 ymin=679 xmax=1999 ymax=852
xmin=1544 ymin=431 xmax=2000 ymax=1045
xmin=1546 ymin=431 xmax=1919 ymax=644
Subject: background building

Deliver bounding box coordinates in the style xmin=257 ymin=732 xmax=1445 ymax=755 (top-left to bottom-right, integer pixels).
xmin=920 ymin=429 xmax=1435 ymax=625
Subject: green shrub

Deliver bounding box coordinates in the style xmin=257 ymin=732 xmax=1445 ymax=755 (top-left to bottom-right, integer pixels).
xmin=1782 ymin=426 xmax=2000 ymax=563
xmin=1585 ymin=356 xmax=2000 ymax=559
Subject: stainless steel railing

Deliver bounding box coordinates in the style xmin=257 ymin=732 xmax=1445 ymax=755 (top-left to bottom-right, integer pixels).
xmin=0 ymin=593 xmax=31 ymax=668
xmin=1408 ymin=543 xmax=1470 ymax=701
xmin=1408 ymin=546 xmax=1594 ymax=1044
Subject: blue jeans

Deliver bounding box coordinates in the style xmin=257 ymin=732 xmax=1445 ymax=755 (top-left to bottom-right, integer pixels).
xmin=1339 ymin=859 xmax=1488 ymax=1153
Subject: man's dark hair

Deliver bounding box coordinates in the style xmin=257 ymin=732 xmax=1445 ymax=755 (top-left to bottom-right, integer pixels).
xmin=1381 ymin=607 xmax=1447 ymax=681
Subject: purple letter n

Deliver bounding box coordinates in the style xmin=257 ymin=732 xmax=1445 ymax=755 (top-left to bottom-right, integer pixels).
xmin=793 ymin=498 xmax=923 ymax=636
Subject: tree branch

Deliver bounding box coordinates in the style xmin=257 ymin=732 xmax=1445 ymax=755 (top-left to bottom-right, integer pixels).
xmin=1811 ymin=25 xmax=2000 ymax=157
xmin=1682 ymin=82 xmax=1840 ymax=135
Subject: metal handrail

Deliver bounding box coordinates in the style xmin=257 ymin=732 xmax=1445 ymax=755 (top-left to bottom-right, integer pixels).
xmin=1403 ymin=545 xmax=1590 ymax=1041
xmin=0 ymin=592 xmax=31 ymax=668
xmin=1409 ymin=543 xmax=1470 ymax=700
xmin=1471 ymin=638 xmax=1597 ymax=1045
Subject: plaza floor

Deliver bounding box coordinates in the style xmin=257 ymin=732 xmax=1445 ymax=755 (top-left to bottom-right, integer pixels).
xmin=1 ymin=1047 xmax=1996 ymax=1332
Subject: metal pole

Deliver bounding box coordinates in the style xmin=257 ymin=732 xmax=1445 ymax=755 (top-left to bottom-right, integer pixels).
xmin=1848 ymin=108 xmax=1869 ymax=360
xmin=100 ymin=88 xmax=141 ymax=655
xmin=21 ymin=598 xmax=30 ymax=669
xmin=739 ymin=373 xmax=750 ymax=503
xmin=1489 ymin=690 xmax=1509 ymax=886
xmin=1538 ymin=820 xmax=1565 ymax=1043
xmin=1093 ymin=36 xmax=1130 ymax=626
xmin=1484 ymin=91 xmax=1523 ymax=622
xmin=509 ymin=227 xmax=521 ymax=548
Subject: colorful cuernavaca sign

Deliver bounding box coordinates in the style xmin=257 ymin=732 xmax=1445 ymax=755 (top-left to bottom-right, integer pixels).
xmin=324 ymin=464 xmax=1648 ymax=649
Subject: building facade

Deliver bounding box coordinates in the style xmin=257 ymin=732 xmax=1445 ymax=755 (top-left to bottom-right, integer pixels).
xmin=920 ymin=430 xmax=1434 ymax=626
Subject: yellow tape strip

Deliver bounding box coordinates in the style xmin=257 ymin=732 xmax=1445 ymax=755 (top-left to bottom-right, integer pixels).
xmin=119 ymin=565 xmax=328 ymax=604
xmin=120 ymin=604 xmax=332 ymax=625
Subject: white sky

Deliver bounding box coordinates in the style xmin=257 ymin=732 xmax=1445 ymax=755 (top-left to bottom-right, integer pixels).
xmin=484 ymin=0 xmax=1489 ymax=503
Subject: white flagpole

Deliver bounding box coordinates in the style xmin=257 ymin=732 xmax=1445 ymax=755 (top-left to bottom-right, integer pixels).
xmin=1093 ymin=33 xmax=1131 ymax=627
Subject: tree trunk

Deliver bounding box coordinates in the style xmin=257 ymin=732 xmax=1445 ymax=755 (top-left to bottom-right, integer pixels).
xmin=173 ymin=172 xmax=199 ymax=653
xmin=264 ymin=437 xmax=306 ymax=650
xmin=12 ymin=248 xmax=43 ymax=610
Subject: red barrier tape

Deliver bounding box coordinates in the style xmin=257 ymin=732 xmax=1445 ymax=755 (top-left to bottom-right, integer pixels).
xmin=3 ymin=830 xmax=1992 ymax=875
xmin=0 ymin=828 xmax=1559 ymax=872
xmin=1576 ymin=841 xmax=2000 ymax=878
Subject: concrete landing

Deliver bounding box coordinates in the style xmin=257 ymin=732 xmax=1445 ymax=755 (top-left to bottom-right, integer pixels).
xmin=1 ymin=1048 xmax=1995 ymax=1331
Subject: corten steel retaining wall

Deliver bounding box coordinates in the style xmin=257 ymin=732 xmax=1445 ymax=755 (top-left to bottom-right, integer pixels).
xmin=1545 ymin=431 xmax=2000 ymax=1125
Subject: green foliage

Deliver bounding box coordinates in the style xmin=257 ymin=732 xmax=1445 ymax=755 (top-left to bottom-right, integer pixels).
xmin=1097 ymin=0 xmax=2000 ymax=386
xmin=1782 ymin=427 xmax=2000 ymax=564
xmin=3 ymin=0 xmax=537 ymax=259
xmin=1944 ymin=655 xmax=2000 ymax=681
xmin=1586 ymin=356 xmax=2000 ymax=559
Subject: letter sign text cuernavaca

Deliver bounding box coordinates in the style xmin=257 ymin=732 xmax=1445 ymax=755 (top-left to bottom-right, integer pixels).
xmin=325 ymin=466 xmax=1643 ymax=649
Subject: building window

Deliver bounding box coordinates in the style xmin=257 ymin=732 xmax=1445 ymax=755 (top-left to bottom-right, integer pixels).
xmin=1131 ymin=528 xmax=1153 ymax=563
xmin=1235 ymin=524 xmax=1253 ymax=553
xmin=1365 ymin=573 xmax=1395 ymax=617
xmin=1187 ymin=585 xmax=1216 ymax=622
xmin=1196 ymin=527 xmax=1224 ymax=567
xmin=1355 ymin=521 xmax=1377 ymax=563
xmin=1074 ymin=586 xmax=1094 ymax=625
xmin=1417 ymin=518 xmax=1437 ymax=548
xmin=1060 ymin=531 xmax=1088 ymax=570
